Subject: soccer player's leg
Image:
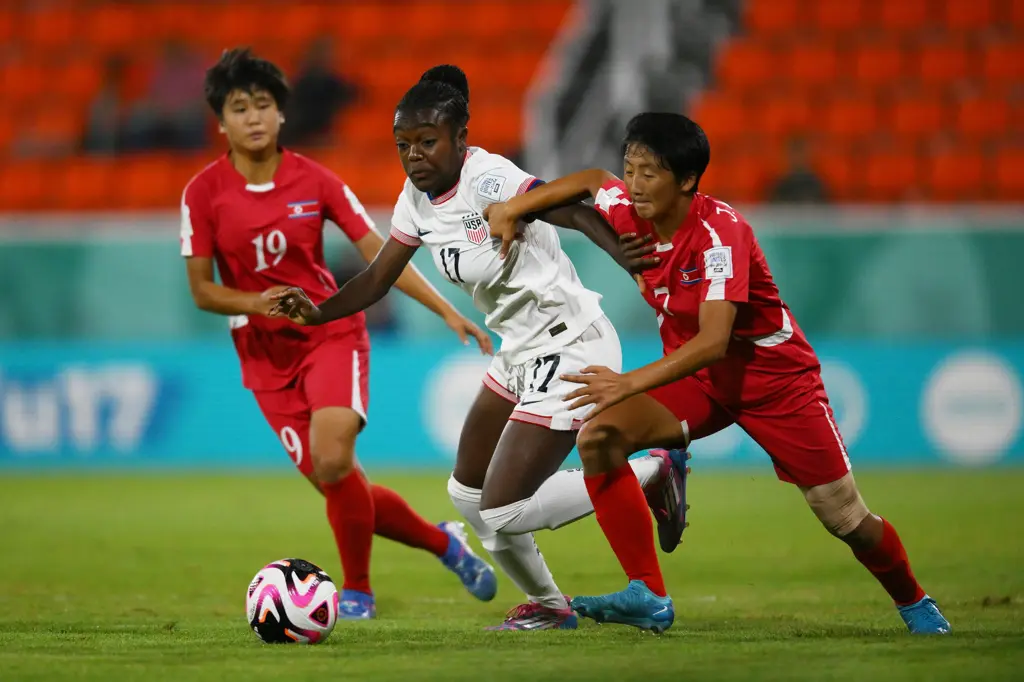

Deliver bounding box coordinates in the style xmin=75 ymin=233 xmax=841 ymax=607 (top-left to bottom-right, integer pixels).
xmin=569 ymin=378 xmax=731 ymax=633
xmin=736 ymin=381 xmax=951 ymax=634
xmin=449 ymin=364 xmax=570 ymax=630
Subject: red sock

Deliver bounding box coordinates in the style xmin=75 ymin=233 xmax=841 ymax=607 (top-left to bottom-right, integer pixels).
xmin=584 ymin=463 xmax=667 ymax=597
xmin=853 ymin=517 xmax=926 ymax=606
xmin=322 ymin=470 xmax=375 ymax=594
xmin=370 ymin=483 xmax=450 ymax=557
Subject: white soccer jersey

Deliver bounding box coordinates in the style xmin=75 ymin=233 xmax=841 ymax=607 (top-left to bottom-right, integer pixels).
xmin=389 ymin=148 xmax=605 ymax=366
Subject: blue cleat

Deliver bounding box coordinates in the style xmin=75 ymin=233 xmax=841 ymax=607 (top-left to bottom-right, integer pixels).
xmin=645 ymin=449 xmax=691 ymax=553
xmin=337 ymin=589 xmax=376 ymax=620
xmin=438 ymin=521 xmax=498 ymax=602
xmin=897 ymin=595 xmax=951 ymax=634
xmin=571 ymin=580 xmax=675 ymax=634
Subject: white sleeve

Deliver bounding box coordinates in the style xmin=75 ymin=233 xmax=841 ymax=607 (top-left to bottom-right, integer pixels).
xmin=468 ymin=155 xmax=541 ymax=212
xmin=388 ymin=191 xmax=421 ymax=248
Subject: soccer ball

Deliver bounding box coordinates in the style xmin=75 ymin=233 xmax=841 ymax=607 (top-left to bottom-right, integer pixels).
xmin=246 ymin=558 xmax=338 ymax=644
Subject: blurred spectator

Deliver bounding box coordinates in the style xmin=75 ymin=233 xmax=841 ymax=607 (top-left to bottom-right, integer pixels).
xmin=281 ymin=37 xmax=358 ymax=147
xmin=770 ymin=138 xmax=829 ymax=204
xmin=83 ymin=55 xmax=129 ymax=154
xmin=122 ymin=40 xmax=208 ymax=152
xmin=330 ymin=250 xmax=397 ymax=333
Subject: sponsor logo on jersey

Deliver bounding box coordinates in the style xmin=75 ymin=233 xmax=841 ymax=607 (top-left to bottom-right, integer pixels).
xmin=462 ymin=213 xmax=488 ymax=245
xmin=477 ymin=174 xmax=506 ymax=202
xmin=287 ymin=200 xmax=320 ymax=218
xmin=703 ymin=246 xmax=733 ymax=279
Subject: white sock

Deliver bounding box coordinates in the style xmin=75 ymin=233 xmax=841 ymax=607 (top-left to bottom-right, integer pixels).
xmin=447 ymin=476 xmax=566 ymax=610
xmin=479 ymin=454 xmax=663 ymax=535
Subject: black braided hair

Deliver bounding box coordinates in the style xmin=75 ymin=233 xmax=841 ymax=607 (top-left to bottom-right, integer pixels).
xmin=394 ymin=64 xmax=470 ymax=130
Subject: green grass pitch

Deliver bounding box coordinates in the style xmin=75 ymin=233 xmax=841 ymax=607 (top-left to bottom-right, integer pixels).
xmin=1 ymin=470 xmax=1022 ymax=681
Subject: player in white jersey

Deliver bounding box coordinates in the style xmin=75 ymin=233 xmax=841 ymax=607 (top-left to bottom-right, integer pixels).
xmin=271 ymin=66 xmax=688 ymax=630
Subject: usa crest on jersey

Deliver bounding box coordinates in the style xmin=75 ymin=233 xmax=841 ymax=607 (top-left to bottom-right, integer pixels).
xmin=462 ymin=213 xmax=488 ymax=245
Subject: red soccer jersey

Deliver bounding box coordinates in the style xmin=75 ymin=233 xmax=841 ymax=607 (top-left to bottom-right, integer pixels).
xmin=180 ymin=149 xmax=373 ymax=391
xmin=595 ymin=178 xmax=821 ymax=406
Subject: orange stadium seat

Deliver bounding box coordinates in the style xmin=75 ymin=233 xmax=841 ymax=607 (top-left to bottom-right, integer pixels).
xmin=993 ymin=148 xmax=1024 ymax=200
xmin=889 ymin=93 xmax=947 ymax=140
xmin=24 ymin=6 xmax=79 ymax=52
xmin=0 ymin=161 xmax=50 ymax=211
xmin=810 ymin=142 xmax=857 ymax=201
xmin=981 ymin=42 xmax=1024 ymax=84
xmin=927 ymin=145 xmax=986 ymax=201
xmin=864 ymin=147 xmax=920 ymax=201
xmin=943 ymin=0 xmax=995 ymax=31
xmin=745 ymin=0 xmax=801 ymax=36
xmin=715 ymin=41 xmax=777 ymax=90
xmin=784 ymin=42 xmax=840 ymax=87
xmin=955 ymin=93 xmax=1012 ymax=139
xmin=690 ymin=93 xmax=748 ymax=147
xmin=84 ymin=4 xmax=141 ymax=53
xmin=0 ymin=9 xmax=13 ymax=45
xmin=813 ymin=0 xmax=865 ymax=34
xmin=58 ymin=158 xmax=117 ymax=211
xmin=1013 ymin=0 xmax=1024 ymax=28
xmin=756 ymin=93 xmax=814 ymax=137
xmin=821 ymin=95 xmax=879 ymax=140
xmin=916 ymin=43 xmax=972 ymax=88
xmin=851 ymin=42 xmax=908 ymax=87
xmin=878 ymin=0 xmax=932 ymax=33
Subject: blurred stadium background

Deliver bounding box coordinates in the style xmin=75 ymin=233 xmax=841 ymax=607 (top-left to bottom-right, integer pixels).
xmin=2 ymin=1 xmax=1023 ymax=679
xmin=0 ymin=0 xmax=1020 ymax=472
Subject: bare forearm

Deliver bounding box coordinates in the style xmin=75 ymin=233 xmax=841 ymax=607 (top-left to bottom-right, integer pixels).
xmin=318 ymin=267 xmax=393 ymax=323
xmin=626 ymin=333 xmax=727 ymax=394
xmin=393 ymin=262 xmax=457 ymax=319
xmin=192 ymin=282 xmax=262 ymax=316
xmin=554 ymin=204 xmax=634 ymax=275
xmin=505 ymin=169 xmax=614 ymax=217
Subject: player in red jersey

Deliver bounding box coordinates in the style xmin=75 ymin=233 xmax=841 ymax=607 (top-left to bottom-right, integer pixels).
xmin=484 ymin=113 xmax=951 ymax=635
xmin=181 ymin=49 xmax=498 ymax=619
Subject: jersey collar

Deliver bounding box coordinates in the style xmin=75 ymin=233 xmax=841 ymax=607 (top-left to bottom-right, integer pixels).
xmin=222 ymin=148 xmax=295 ymax=193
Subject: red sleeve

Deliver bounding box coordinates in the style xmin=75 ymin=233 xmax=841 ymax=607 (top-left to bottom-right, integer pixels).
xmin=180 ymin=178 xmax=214 ymax=258
xmin=322 ymin=171 xmax=373 ymax=242
xmin=593 ymin=178 xmax=644 ymax=236
xmin=699 ymin=200 xmax=750 ymax=303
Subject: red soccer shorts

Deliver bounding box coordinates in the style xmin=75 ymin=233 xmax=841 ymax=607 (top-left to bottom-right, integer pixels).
xmin=251 ymin=333 xmax=370 ymax=477
xmin=648 ymin=373 xmax=852 ymax=487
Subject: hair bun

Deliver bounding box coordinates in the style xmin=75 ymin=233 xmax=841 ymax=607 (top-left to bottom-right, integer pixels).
xmin=419 ymin=64 xmax=469 ymax=104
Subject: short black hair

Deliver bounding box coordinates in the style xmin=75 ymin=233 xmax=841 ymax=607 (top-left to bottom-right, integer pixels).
xmin=204 ymin=48 xmax=289 ymax=117
xmin=622 ymin=113 xmax=710 ymax=192
xmin=394 ymin=64 xmax=470 ymax=131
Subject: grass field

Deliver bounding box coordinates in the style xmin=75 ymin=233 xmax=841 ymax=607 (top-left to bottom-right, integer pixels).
xmin=1 ymin=470 xmax=1022 ymax=681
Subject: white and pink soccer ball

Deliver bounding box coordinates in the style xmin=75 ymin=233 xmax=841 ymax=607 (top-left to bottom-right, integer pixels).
xmin=245 ymin=558 xmax=339 ymax=644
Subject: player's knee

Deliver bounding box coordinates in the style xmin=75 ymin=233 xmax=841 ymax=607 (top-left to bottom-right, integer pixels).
xmin=802 ymin=472 xmax=871 ymax=538
xmin=576 ymin=422 xmax=631 ymax=468
xmin=309 ymin=415 xmax=360 ymax=484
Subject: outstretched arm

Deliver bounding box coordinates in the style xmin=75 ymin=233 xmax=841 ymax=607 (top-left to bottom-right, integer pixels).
xmin=273 ymin=238 xmax=413 ymax=325
xmin=562 ymin=301 xmax=737 ymax=420
xmin=484 ymin=169 xmax=618 ymax=258
xmin=352 ymin=230 xmax=493 ymax=353
xmin=185 ymin=257 xmax=286 ymax=317
xmin=529 ymin=203 xmax=635 ymax=275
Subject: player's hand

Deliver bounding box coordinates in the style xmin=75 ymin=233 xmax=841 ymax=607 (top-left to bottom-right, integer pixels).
xmin=620 ymin=233 xmax=661 ymax=274
xmin=254 ymin=285 xmax=294 ymax=317
xmin=482 ymin=202 xmax=520 ymax=260
xmin=268 ymin=287 xmax=323 ymax=326
xmin=561 ymin=365 xmax=638 ymax=420
xmin=444 ymin=312 xmax=494 ymax=355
